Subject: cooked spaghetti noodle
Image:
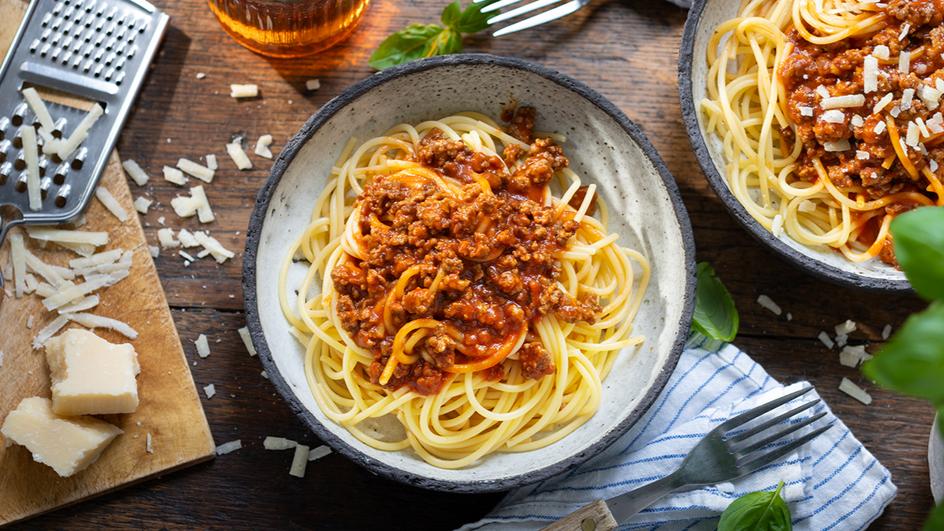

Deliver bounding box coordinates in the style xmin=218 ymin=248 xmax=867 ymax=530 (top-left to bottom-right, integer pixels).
xmin=279 ymin=109 xmax=650 ymax=468
xmin=701 ymin=0 xmax=944 ymax=265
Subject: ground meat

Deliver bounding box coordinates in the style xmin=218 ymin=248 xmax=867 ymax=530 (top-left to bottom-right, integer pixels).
xmin=335 ymin=110 xmax=599 ymax=395
xmin=887 ymin=0 xmax=944 ymax=26
xmin=502 ymin=105 xmax=536 ymax=143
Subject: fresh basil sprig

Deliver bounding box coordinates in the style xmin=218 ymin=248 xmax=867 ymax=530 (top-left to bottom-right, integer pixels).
xmin=888 ymin=206 xmax=944 ymax=301
xmin=718 ymin=481 xmax=792 ymax=531
xmin=692 ymin=262 xmax=739 ymax=342
xmin=369 ymin=1 xmax=494 ymax=70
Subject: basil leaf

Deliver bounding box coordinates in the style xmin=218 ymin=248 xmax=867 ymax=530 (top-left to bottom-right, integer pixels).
xmin=692 ymin=262 xmax=739 ymax=342
xmin=925 ymin=503 xmax=944 ymax=531
xmin=435 ymin=28 xmax=464 ymax=56
xmin=452 ymin=1 xmax=494 ymax=34
xmin=862 ymin=301 xmax=944 ymax=406
xmin=718 ymin=481 xmax=792 ymax=531
xmin=441 ymin=1 xmax=462 ymax=28
xmin=891 ymin=206 xmax=944 ymax=301
xmin=368 ymin=24 xmax=446 ymax=70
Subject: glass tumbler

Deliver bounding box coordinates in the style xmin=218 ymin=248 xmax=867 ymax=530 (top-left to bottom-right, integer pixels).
xmin=208 ymin=0 xmax=371 ymax=58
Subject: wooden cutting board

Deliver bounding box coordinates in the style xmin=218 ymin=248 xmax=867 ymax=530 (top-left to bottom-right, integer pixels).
xmin=0 ymin=1 xmax=216 ymax=525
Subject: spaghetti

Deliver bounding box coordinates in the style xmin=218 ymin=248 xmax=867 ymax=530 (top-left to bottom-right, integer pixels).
xmin=279 ymin=109 xmax=650 ymax=468
xmin=701 ymin=0 xmax=944 ymax=265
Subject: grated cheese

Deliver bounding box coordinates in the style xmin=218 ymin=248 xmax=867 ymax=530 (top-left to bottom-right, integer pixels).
xmin=899 ymin=50 xmax=911 ymax=74
xmin=839 ymin=378 xmax=872 ymax=405
xmin=872 ymin=45 xmax=890 ymax=59
xmin=25 ymin=251 xmax=68 ymax=288
xmin=821 ymin=94 xmax=865 ymax=109
xmin=177 ymin=228 xmax=200 ymax=248
xmin=824 ymin=139 xmax=851 ymax=152
xmin=65 ymin=312 xmax=138 ymax=339
xmin=157 ymin=228 xmax=180 ymax=249
xmin=57 ymin=104 xmax=103 ymax=160
xmin=194 ymin=231 xmax=233 ymax=263
xmin=179 ymin=250 xmax=196 ymax=262
xmin=818 ymin=331 xmax=835 ymax=349
xmin=834 ymin=320 xmax=857 ymax=335
xmin=899 ymin=22 xmax=910 ymax=41
xmin=305 ymin=79 xmax=321 ymax=91
xmin=226 ymin=141 xmax=252 ymax=170
xmin=308 ymin=445 xmax=332 ymax=462
xmin=798 ymin=105 xmax=814 ymax=117
xmin=205 ymin=154 xmax=218 ymax=171
xmin=263 ymin=436 xmax=297 ymax=450
xmin=874 ymin=120 xmax=887 ymax=135
xmin=864 ymin=55 xmax=878 ymax=93
xmin=757 ymin=294 xmax=782 ymax=316
xmin=22 ymin=87 xmax=55 ymax=132
xmin=839 ymin=345 xmax=872 ymax=368
xmin=42 ymin=277 xmax=110 ymax=310
xmin=851 ymin=114 xmax=864 ymax=127
xmin=163 ymin=166 xmax=187 ymax=186
xmin=835 ymin=333 xmax=848 ymax=348
xmin=27 ymin=227 xmax=108 ymax=247
xmin=230 ymin=84 xmax=258 ymax=98
xmin=203 ymin=383 xmax=216 ymax=398
xmin=901 ymin=88 xmax=915 ymax=110
xmin=873 ymin=93 xmax=893 ymax=114
xmin=22 ymin=126 xmax=40 ymax=211
xmin=816 ymin=85 xmax=830 ymax=98
xmin=881 ymin=324 xmax=892 ymax=340
xmin=146 ymin=432 xmax=153 ymax=454
xmin=255 ymin=134 xmax=273 ymax=159
xmin=821 ymin=110 xmax=845 ymax=123
xmin=191 ymin=185 xmax=215 ymax=223
xmin=920 ymin=85 xmax=942 ymax=111
xmin=906 ymin=121 xmax=920 ymax=147
xmin=177 ymin=158 xmax=214 ymax=183
xmin=289 ymin=444 xmax=310 ymax=478
xmin=11 ymin=232 xmax=26 ymax=298
xmin=95 ymin=186 xmax=129 ymax=222
xmin=856 ymin=150 xmax=870 ymax=160
xmin=148 ymin=245 xmax=159 ymax=258
xmin=58 ymin=294 xmax=100 ymax=313
xmin=215 ymin=439 xmax=241 ymax=455
xmin=122 ymin=159 xmax=149 ymax=186
xmin=171 ymin=195 xmax=198 ymax=218
xmin=195 ymin=334 xmax=211 ymax=358
xmin=238 ymin=326 xmax=256 ymax=356
xmin=32 ymin=315 xmax=70 ymax=349
xmin=134 ymin=196 xmax=153 ymax=214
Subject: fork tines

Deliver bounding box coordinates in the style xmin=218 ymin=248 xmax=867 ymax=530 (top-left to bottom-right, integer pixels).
xmin=474 ymin=0 xmax=590 ymax=37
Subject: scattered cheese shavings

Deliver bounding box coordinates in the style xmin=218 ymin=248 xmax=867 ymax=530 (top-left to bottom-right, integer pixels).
xmin=68 ymin=250 xmax=122 ymax=270
xmin=881 ymin=324 xmax=892 ymax=340
xmin=873 ymin=45 xmax=890 ymax=59
xmin=260 ymin=370 xmax=268 ymax=379
xmin=22 ymin=87 xmax=55 ymax=132
xmin=95 ymin=186 xmax=129 ymax=222
xmin=839 ymin=378 xmax=872 ymax=405
xmin=171 ymin=195 xmax=198 ymax=218
xmin=834 ymin=320 xmax=857 ymax=335
xmin=206 ymin=154 xmax=218 ymax=170
xmin=196 ymin=72 xmax=206 ymax=79
xmin=824 ymin=139 xmax=851 ymax=152
xmin=816 ymin=85 xmax=830 ymax=98
xmin=57 ymin=104 xmax=103 ymax=159
xmin=839 ymin=345 xmax=872 ymax=368
xmin=195 ymin=334 xmax=211 ymax=358
xmin=122 ymin=159 xmax=150 ymax=186
xmin=899 ymin=22 xmax=911 ymax=41
xmin=157 ymin=228 xmax=180 ymax=249
xmin=238 ymin=326 xmax=256 ymax=356
xmin=226 ymin=141 xmax=252 ymax=170
xmin=191 ymin=185 xmax=215 ymax=223
xmin=27 ymin=227 xmax=108 ymax=246
xmin=163 ymin=165 xmax=188 ymax=186
xmin=194 ymin=231 xmax=233 ymax=263
xmin=179 ymin=250 xmax=196 ymax=262
xmin=43 ymin=277 xmax=110 ymax=310
xmin=289 ymin=444 xmax=310 ymax=478
xmin=899 ymin=50 xmax=911 ymax=74
xmin=22 ymin=126 xmax=40 ymax=211
xmin=821 ymin=110 xmax=845 ymax=123
xmin=58 ymin=295 xmax=100 ymax=313
xmin=874 ymin=93 xmax=893 ymax=114
xmin=146 ymin=432 xmax=153 ymax=453
xmin=10 ymin=233 xmax=27 ymax=298
xmin=134 ymin=196 xmax=153 ymax=214
xmin=65 ymin=312 xmax=138 ymax=339
xmin=203 ymin=383 xmax=216 ymax=398
xmin=255 ymin=134 xmax=273 ymax=159
xmin=835 ymin=334 xmax=848 ymax=348
xmin=215 ymin=439 xmax=242 ymax=455
xmin=176 ymin=229 xmax=199 ymax=248
xmin=864 ymin=55 xmax=878 ymax=93
xmin=851 ymin=114 xmax=864 ymax=127
xmin=149 ymin=245 xmax=159 ymax=258
xmin=32 ymin=315 xmax=70 ymax=349
xmin=305 ymin=79 xmax=321 ymax=91
xmin=818 ymin=331 xmax=835 ymax=349
xmin=263 ymin=436 xmax=297 ymax=450
xmin=230 ymin=84 xmax=258 ymax=98
xmin=821 ymin=94 xmax=865 ymax=109
xmin=906 ymin=121 xmax=920 ymax=147
xmin=757 ymin=294 xmax=782 ymax=316
xmin=798 ymin=105 xmax=814 ymax=117
xmin=177 ymin=158 xmax=215 ymax=183
xmin=308 ymin=445 xmax=332 ymax=462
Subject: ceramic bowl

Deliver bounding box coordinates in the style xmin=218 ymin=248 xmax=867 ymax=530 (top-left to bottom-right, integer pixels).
xmin=678 ymin=0 xmax=910 ymax=292
xmin=243 ymin=54 xmax=696 ymax=492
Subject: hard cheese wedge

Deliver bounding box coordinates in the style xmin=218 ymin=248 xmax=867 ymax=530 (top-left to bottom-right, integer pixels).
xmin=1 ymin=397 xmax=122 ymax=477
xmin=45 ymin=329 xmax=140 ymax=416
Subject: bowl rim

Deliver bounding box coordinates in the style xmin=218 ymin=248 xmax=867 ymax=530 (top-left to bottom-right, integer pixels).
xmin=678 ymin=0 xmax=911 ymax=293
xmin=243 ymin=53 xmax=697 ymax=493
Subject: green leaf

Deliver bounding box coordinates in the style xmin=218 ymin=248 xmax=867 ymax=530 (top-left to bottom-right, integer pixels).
xmin=441 ymin=1 xmax=462 ymax=28
xmin=891 ymin=206 xmax=944 ymax=301
xmin=451 ymin=1 xmax=494 ymax=34
xmin=692 ymin=262 xmax=739 ymax=342
xmin=862 ymin=301 xmax=944 ymax=406
xmin=718 ymin=481 xmax=792 ymax=531
xmin=924 ymin=503 xmax=944 ymax=531
xmin=368 ymin=24 xmax=446 ymax=70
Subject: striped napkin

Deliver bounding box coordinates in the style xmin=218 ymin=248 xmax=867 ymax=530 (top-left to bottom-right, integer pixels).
xmin=459 ymin=335 xmax=897 ymax=530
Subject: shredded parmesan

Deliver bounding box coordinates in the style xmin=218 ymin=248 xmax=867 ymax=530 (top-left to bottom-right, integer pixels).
xmin=11 ymin=233 xmax=27 ymax=298
xmin=163 ymin=166 xmax=187 ymax=186
xmin=134 ymin=196 xmax=153 ymax=214
xmin=27 ymin=227 xmax=108 ymax=247
xmin=263 ymin=436 xmax=297 ymax=450
xmin=95 ymin=186 xmax=129 ymax=222
xmin=839 ymin=345 xmax=872 ymax=368
xmin=22 ymin=87 xmax=55 ymax=132
xmin=816 ymin=85 xmax=830 ymax=98
xmin=835 ymin=333 xmax=848 ymax=348
xmin=308 ymin=445 xmax=332 ymax=462
xmin=171 ymin=195 xmax=198 ymax=218
xmin=821 ymin=94 xmax=865 ymax=109
xmin=839 ymin=378 xmax=872 ymax=405
xmin=226 ymin=142 xmax=252 ymax=170
xmin=305 ymin=79 xmax=321 ymax=91
xmin=206 ymin=154 xmax=218 ymax=170
xmin=22 ymin=126 xmax=40 ymax=210
xmin=835 ymin=319 xmax=857 ymax=335
xmin=215 ymin=439 xmax=241 ymax=455
xmin=757 ymin=294 xmax=782 ymax=316
xmin=851 ymin=114 xmax=864 ymax=127
xmin=122 ymin=159 xmax=149 ymax=186
xmin=920 ymin=85 xmax=942 ymax=111
xmin=65 ymin=312 xmax=138 ymax=339
xmin=177 ymin=158 xmax=215 ymax=183
xmin=824 ymin=139 xmax=851 ymax=152
xmin=203 ymin=383 xmax=216 ymax=398
xmin=58 ymin=294 xmax=100 ymax=313
xmin=906 ymin=121 xmax=920 ymax=147
xmin=194 ymin=231 xmax=233 ymax=262
xmin=191 ymin=185 xmax=214 ymax=223
xmin=157 ymin=228 xmax=180 ymax=249
xmin=255 ymin=134 xmax=273 ymax=159
xmin=873 ymin=93 xmax=893 ymax=114
xmin=32 ymin=315 xmax=70 ymax=349
xmin=798 ymin=105 xmax=814 ymax=117
xmin=148 ymin=245 xmax=159 ymax=258
xmin=899 ymin=22 xmax=910 ymax=41
xmin=177 ymin=228 xmax=200 ymax=248
xmin=902 ymin=88 xmax=916 ymax=110
xmin=864 ymin=55 xmax=878 ymax=93
xmin=872 ymin=45 xmax=890 ymax=59
xmin=874 ymin=120 xmax=887 ymax=135
xmin=57 ymin=104 xmax=103 ymax=159
xmin=856 ymin=150 xmax=870 ymax=160
xmin=195 ymin=334 xmax=211 ymax=358
xmin=899 ymin=50 xmax=911 ymax=73
xmin=238 ymin=326 xmax=256 ymax=356
xmin=289 ymin=444 xmax=310 ymax=478
xmin=230 ymin=84 xmax=258 ymax=98
xmin=881 ymin=324 xmax=892 ymax=340
xmin=821 ymin=110 xmax=845 ymax=123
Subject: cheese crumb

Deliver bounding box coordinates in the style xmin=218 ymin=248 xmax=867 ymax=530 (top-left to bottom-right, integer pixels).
xmin=95 ymin=187 xmax=129 ymax=222
xmin=818 ymin=331 xmax=835 ymax=349
xmin=238 ymin=326 xmax=257 ymax=356
xmin=146 ymin=432 xmax=154 ymax=453
xmin=756 ymin=294 xmax=782 ymax=315
xmin=308 ymin=445 xmax=332 ymax=462
xmin=834 ymin=320 xmax=857 ymax=335
xmin=226 ymin=142 xmax=252 ymax=170
xmin=230 ymin=84 xmax=258 ymax=98
xmin=305 ymin=79 xmax=321 ymax=91
xmin=163 ymin=166 xmax=187 ymax=186
xmin=255 ymin=134 xmax=273 ymax=159
xmin=881 ymin=324 xmax=892 ymax=340
xmin=798 ymin=105 xmax=814 ymax=117
xmin=263 ymin=436 xmax=297 ymax=450
xmin=215 ymin=439 xmax=241 ymax=455
xmin=177 ymin=158 xmax=215 ymax=183
xmin=122 ymin=159 xmax=149 ymax=186
xmin=205 ymin=154 xmax=218 ymax=171
xmin=134 ymin=196 xmax=153 ymax=214
xmin=289 ymin=444 xmax=310 ymax=478
xmin=839 ymin=378 xmax=872 ymax=405
xmin=203 ymin=383 xmax=216 ymax=398
xmin=839 ymin=345 xmax=872 ymax=368
xmin=195 ymin=334 xmax=211 ymax=358
xmin=157 ymin=228 xmax=180 ymax=249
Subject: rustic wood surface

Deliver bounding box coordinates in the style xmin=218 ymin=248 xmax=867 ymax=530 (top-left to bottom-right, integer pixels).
xmin=13 ymin=0 xmax=936 ymax=529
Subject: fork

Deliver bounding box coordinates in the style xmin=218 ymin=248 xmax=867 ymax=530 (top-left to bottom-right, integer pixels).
xmin=543 ymin=385 xmax=833 ymax=530
xmin=474 ymin=0 xmax=591 ymax=37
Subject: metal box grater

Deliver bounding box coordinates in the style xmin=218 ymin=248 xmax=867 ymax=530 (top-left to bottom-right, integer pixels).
xmin=0 ymin=0 xmax=168 ymax=245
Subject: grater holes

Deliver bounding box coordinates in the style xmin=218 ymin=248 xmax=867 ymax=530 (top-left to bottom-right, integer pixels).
xmin=14 ymin=152 xmax=25 ymax=171
xmin=53 ymin=163 xmax=69 ymax=185
xmin=0 ymin=162 xmax=10 ymax=185
xmin=11 ymin=103 xmax=28 ymax=127
xmin=103 ymin=67 xmax=115 ymax=81
xmin=0 ymin=140 xmax=9 ymax=162
xmin=52 ymin=2 xmax=63 ymax=15
xmin=14 ymin=172 xmax=27 ymax=193
xmin=40 ymin=177 xmax=52 ymax=200
xmin=0 ymin=118 xmax=8 ymax=140
xmin=105 ymin=36 xmax=117 ymax=51
xmin=39 ymin=42 xmax=51 ymax=57
xmin=103 ymin=51 xmax=115 ymax=65
xmin=55 ymin=184 xmax=71 ymax=208
xmin=71 ymin=147 xmax=88 ymax=169
xmin=41 ymin=12 xmax=52 ymax=26
xmin=114 ymin=71 xmax=125 ymax=85
xmin=52 ymin=118 xmax=67 ymax=139
xmin=106 ymin=6 xmax=117 ymax=20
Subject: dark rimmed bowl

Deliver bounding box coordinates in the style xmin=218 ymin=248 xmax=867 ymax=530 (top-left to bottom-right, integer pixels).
xmin=679 ymin=0 xmax=910 ymax=292
xmin=243 ymin=54 xmax=696 ymax=493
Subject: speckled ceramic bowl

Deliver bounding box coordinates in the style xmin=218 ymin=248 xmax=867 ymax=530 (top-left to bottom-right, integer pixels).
xmin=679 ymin=0 xmax=910 ymax=292
xmin=244 ymin=54 xmax=696 ymax=492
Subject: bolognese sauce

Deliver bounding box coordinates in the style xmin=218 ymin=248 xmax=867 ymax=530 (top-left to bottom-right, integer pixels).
xmin=778 ymin=0 xmax=944 ymax=263
xmin=331 ymin=109 xmax=599 ymax=395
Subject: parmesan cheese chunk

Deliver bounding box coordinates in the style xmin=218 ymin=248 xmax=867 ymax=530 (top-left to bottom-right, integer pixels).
xmin=899 ymin=50 xmax=911 ymax=74
xmin=191 ymin=185 xmax=214 ymax=223
xmin=194 ymin=231 xmax=233 ymax=262
xmin=177 ymin=228 xmax=200 ymax=248
xmin=308 ymin=445 xmax=332 ymax=462
xmin=66 ymin=312 xmax=138 ymax=340
xmin=11 ymin=232 xmax=26 ymax=298
xmin=134 ymin=196 xmax=153 ymax=214
xmin=45 ymin=329 xmax=140 ymax=416
xmin=230 ymin=84 xmax=258 ymax=98
xmin=27 ymin=227 xmax=108 ymax=246
xmin=823 ymin=139 xmax=851 ymax=152
xmin=757 ymin=294 xmax=782 ymax=315
xmin=57 ymin=104 xmax=103 ymax=160
xmin=216 ymin=439 xmax=242 ymax=455
xmin=177 ymin=158 xmax=215 ymax=183
xmin=872 ymin=45 xmax=890 ymax=59
xmin=22 ymin=88 xmax=55 ymax=132
xmin=22 ymin=126 xmax=41 ymax=210
xmin=839 ymin=378 xmax=872 ymax=405
xmin=163 ymin=166 xmax=187 ymax=186
xmin=305 ymin=79 xmax=321 ymax=91
xmin=226 ymin=142 xmax=252 ymax=170
xmin=255 ymin=134 xmax=273 ymax=159
xmin=863 ymin=55 xmax=878 ymax=93
xmin=821 ymin=110 xmax=845 ymax=123
xmin=263 ymin=436 xmax=297 ymax=450
xmin=289 ymin=444 xmax=310 ymax=478
xmin=821 ymin=94 xmax=865 ymax=109
xmin=874 ymin=93 xmax=894 ymax=114
xmin=0 ymin=397 xmax=122 ymax=477
xmin=203 ymin=383 xmax=216 ymax=398
xmin=157 ymin=228 xmax=180 ymax=249
xmin=95 ymin=186 xmax=129 ymax=222
xmin=195 ymin=334 xmax=211 ymax=358
xmin=122 ymin=159 xmax=149 ymax=186
xmin=238 ymin=326 xmax=256 ymax=356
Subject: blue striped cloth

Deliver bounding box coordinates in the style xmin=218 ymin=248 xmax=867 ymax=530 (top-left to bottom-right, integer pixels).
xmin=459 ymin=336 xmax=897 ymax=530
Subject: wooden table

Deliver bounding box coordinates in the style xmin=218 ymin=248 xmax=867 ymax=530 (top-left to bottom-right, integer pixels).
xmin=16 ymin=0 xmax=936 ymax=528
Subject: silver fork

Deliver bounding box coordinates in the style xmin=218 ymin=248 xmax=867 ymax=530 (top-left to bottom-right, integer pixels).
xmin=543 ymin=385 xmax=833 ymax=530
xmin=474 ymin=0 xmax=591 ymax=37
